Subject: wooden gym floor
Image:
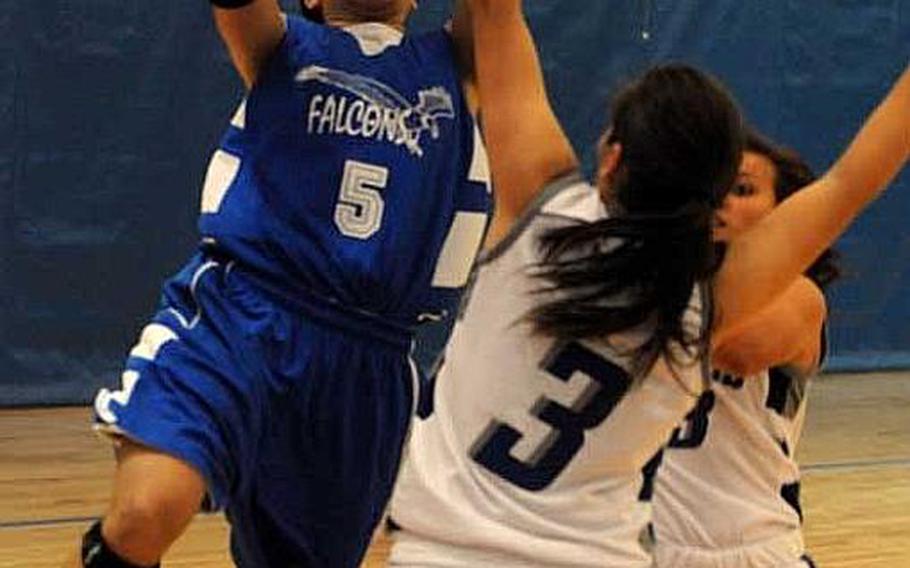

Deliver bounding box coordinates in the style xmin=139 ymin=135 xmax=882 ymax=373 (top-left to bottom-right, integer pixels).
xmin=1 ymin=372 xmax=908 ymax=567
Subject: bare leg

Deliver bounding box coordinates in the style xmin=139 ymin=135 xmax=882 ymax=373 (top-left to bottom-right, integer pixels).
xmin=65 ymin=438 xmax=206 ymax=567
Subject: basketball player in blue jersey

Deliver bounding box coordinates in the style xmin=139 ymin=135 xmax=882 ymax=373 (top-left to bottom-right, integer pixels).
xmin=70 ymin=1 xmax=491 ymax=567
xmin=652 ymin=133 xmax=838 ymax=568
xmin=387 ymin=1 xmax=909 ymax=565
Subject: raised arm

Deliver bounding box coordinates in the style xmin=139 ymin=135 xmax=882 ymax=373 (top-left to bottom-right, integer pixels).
xmin=469 ymin=0 xmax=579 ymax=248
xmin=712 ymin=276 xmax=826 ymax=377
xmin=212 ymin=0 xmax=286 ymax=89
xmin=715 ymin=65 xmax=910 ymax=334
xmin=448 ymin=0 xmax=474 ymax=81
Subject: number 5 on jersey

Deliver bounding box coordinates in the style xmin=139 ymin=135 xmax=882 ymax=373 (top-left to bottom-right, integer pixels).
xmin=334 ymin=159 xmax=388 ymax=239
xmin=203 ymin=155 xmax=389 ymax=241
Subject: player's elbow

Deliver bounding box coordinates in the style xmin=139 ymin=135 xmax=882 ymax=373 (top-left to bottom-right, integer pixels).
xmin=803 ymin=282 xmax=828 ymax=325
xmin=712 ymin=324 xmax=786 ymax=375
xmin=713 ymin=346 xmax=766 ymax=377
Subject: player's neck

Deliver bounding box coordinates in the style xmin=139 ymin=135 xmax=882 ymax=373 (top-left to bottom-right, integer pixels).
xmin=324 ymin=12 xmax=407 ymax=32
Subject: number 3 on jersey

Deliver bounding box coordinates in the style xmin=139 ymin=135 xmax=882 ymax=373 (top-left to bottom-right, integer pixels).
xmin=668 ymin=390 xmax=714 ymax=448
xmin=334 ymin=159 xmax=388 ymax=239
xmin=470 ymin=341 xmax=632 ymax=491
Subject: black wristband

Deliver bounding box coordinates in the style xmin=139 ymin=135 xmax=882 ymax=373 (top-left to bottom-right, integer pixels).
xmin=210 ymin=0 xmax=256 ymax=8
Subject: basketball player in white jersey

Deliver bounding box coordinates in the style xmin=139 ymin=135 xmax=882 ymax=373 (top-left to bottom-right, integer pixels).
xmin=387 ymin=1 xmax=910 ymax=566
xmin=651 ymin=133 xmax=839 ymax=568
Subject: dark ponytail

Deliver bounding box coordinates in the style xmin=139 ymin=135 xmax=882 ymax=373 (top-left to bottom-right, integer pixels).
xmin=529 ymin=65 xmax=743 ymax=378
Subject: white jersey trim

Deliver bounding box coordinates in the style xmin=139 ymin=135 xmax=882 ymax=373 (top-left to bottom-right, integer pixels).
xmin=343 ymin=23 xmax=404 ymax=56
xmin=479 ymin=172 xmax=587 ymax=265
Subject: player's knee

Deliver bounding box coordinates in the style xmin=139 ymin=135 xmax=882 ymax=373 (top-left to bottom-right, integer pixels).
xmin=105 ymin=444 xmax=204 ymax=553
xmin=104 ymin=488 xmax=189 ymax=556
xmin=81 ymin=520 xmax=158 ymax=568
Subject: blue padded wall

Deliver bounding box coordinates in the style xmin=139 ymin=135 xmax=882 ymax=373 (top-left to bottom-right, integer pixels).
xmin=2 ymin=1 xmax=907 ymax=405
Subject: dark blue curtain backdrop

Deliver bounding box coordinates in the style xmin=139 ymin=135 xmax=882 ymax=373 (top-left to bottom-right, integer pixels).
xmin=2 ymin=1 xmax=908 ymax=405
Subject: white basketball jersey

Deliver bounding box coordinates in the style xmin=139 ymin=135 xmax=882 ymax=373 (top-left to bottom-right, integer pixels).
xmin=652 ymin=358 xmax=819 ymax=555
xmin=389 ymin=177 xmax=707 ymax=567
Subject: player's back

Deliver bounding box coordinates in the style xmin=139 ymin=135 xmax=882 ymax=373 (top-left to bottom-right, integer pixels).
xmin=652 ymin=364 xmax=814 ymax=561
xmin=199 ymin=17 xmax=491 ymax=330
xmin=389 ymin=179 xmax=705 ymax=567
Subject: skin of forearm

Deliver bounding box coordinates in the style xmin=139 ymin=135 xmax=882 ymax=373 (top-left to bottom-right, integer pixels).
xmin=213 ymin=0 xmax=285 ymax=88
xmin=715 ymin=65 xmax=909 ymax=336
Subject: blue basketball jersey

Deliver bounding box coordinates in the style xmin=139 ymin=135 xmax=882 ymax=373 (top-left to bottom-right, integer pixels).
xmin=198 ymin=17 xmax=491 ymax=330
xmin=93 ymin=19 xmax=490 ymax=568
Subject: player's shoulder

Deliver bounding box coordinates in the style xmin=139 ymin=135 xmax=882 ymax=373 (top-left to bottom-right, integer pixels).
xmin=480 ymin=174 xmax=602 ymax=264
xmin=284 ymin=14 xmax=329 ymax=46
xmin=539 ymin=177 xmax=603 ymax=222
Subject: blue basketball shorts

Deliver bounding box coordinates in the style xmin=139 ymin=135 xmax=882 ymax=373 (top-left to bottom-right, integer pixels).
xmin=94 ymin=253 xmax=418 ymax=567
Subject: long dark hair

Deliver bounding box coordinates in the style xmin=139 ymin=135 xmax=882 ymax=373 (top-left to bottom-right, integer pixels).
xmin=529 ymin=64 xmax=744 ymax=379
xmin=742 ymin=130 xmax=841 ymax=289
